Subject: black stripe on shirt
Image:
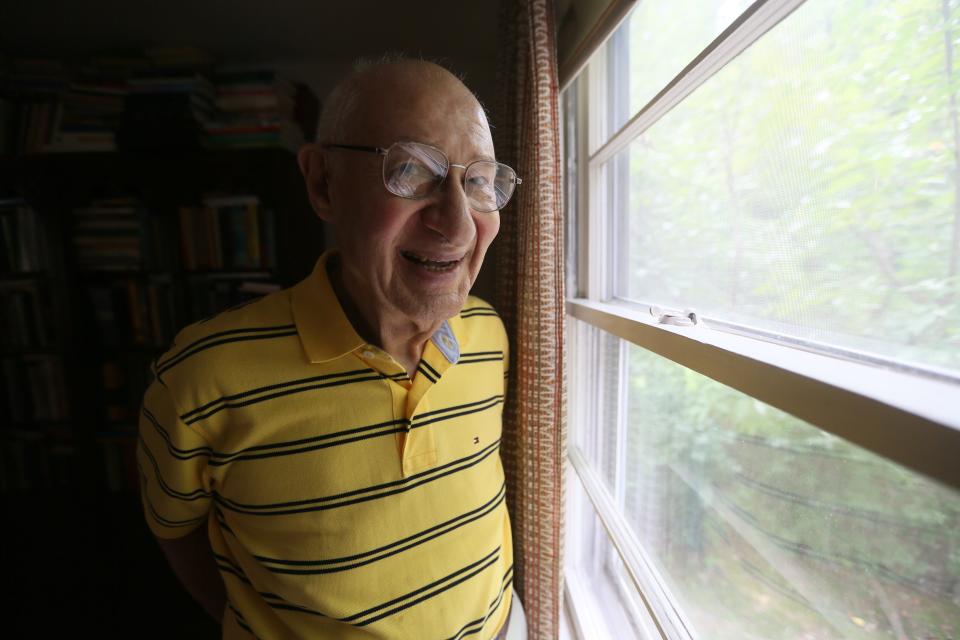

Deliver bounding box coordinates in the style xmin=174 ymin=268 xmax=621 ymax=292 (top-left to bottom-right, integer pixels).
xmin=156 ymin=324 xmax=297 ymax=376
xmin=447 ymin=566 xmax=514 ymax=640
xmin=457 ymin=352 xmax=505 ymax=365
xmin=139 ymin=466 xmax=208 ymax=528
xmin=228 ymin=602 xmax=261 ymax=639
xmin=345 ymin=547 xmax=502 ymax=627
xmin=207 ymin=418 xmax=409 ymax=466
xmin=416 ymin=363 xmax=438 ymax=384
xmin=460 ymin=306 xmax=499 ymax=319
xmin=213 ymin=439 xmax=501 ymax=516
xmin=214 ymin=507 xmax=235 ymax=535
xmin=181 ymin=368 xmax=384 ymax=426
xmin=420 ymin=359 xmax=442 ymax=380
xmin=138 ymin=437 xmax=212 ymax=501
xmin=141 ymin=406 xmax=212 ymax=460
xmin=410 ymin=396 xmax=503 ymax=431
xmin=217 ymin=556 xmax=329 ymax=621
xmin=215 ymin=553 xmax=252 ymax=585
xmin=208 ymin=393 xmax=502 ymax=466
xmin=410 ymin=394 xmax=504 ymax=423
xmin=255 ymin=483 xmax=507 ymax=575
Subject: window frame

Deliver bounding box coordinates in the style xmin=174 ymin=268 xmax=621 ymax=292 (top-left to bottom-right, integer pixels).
xmin=561 ymin=0 xmax=960 ymax=637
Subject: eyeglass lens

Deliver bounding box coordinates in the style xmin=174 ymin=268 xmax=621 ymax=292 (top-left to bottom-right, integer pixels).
xmin=383 ymin=142 xmax=517 ymax=212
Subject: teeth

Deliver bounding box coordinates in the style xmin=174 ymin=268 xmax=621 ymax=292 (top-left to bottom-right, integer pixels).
xmin=402 ymin=251 xmax=460 ymax=271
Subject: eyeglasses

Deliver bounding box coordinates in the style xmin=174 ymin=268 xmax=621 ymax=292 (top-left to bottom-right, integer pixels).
xmin=322 ymin=140 xmax=522 ymax=213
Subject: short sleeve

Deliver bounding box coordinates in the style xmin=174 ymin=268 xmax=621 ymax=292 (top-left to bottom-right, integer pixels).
xmin=501 ymin=320 xmax=510 ymax=403
xmin=137 ymin=372 xmax=214 ymax=539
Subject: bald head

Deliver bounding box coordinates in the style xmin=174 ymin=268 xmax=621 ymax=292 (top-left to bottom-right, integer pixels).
xmin=317 ymin=57 xmax=490 ymax=146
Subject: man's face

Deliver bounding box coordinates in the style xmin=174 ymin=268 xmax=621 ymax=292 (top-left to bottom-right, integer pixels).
xmin=324 ymin=67 xmax=501 ymax=327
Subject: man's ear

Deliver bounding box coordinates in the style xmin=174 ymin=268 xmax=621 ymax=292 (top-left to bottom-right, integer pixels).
xmin=298 ymin=144 xmax=336 ymax=222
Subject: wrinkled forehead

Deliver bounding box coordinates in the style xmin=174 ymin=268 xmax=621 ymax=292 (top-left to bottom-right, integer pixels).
xmin=346 ymin=67 xmax=495 ymax=160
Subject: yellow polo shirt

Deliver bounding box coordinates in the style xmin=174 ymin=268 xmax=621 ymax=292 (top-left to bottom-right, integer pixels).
xmin=137 ymin=249 xmax=513 ymax=639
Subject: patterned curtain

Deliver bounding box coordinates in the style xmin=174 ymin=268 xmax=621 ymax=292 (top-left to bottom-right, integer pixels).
xmin=494 ymin=1 xmax=566 ymax=638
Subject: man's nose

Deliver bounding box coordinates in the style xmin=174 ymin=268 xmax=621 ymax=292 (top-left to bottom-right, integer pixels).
xmin=422 ymin=168 xmax=475 ymax=245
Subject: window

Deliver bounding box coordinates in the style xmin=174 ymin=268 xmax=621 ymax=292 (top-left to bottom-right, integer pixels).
xmin=562 ymin=1 xmax=960 ymax=638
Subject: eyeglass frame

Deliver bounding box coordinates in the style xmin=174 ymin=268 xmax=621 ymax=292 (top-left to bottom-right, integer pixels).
xmin=321 ymin=141 xmax=522 ymax=213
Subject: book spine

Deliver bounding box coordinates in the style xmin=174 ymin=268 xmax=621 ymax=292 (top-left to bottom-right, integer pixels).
xmin=207 ymin=205 xmax=222 ymax=269
xmin=126 ymin=278 xmax=144 ymax=344
xmin=148 ymin=283 xmax=162 ymax=346
xmin=228 ymin=206 xmax=248 ymax=268
xmin=246 ymin=202 xmax=260 ymax=268
xmin=260 ymin=208 xmax=276 ymax=269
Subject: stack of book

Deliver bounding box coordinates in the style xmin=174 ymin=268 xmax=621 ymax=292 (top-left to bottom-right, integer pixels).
xmin=5 ymin=58 xmax=70 ymax=154
xmin=1 ymin=199 xmax=47 ymax=272
xmin=0 ymin=281 xmax=53 ymax=350
xmin=118 ymin=70 xmax=216 ymax=150
xmin=179 ymin=194 xmax=277 ymax=270
xmin=71 ymin=198 xmax=167 ymax=271
xmin=206 ymin=69 xmax=309 ymax=151
xmin=45 ymin=77 xmax=127 ymax=152
xmin=86 ymin=276 xmax=175 ymax=348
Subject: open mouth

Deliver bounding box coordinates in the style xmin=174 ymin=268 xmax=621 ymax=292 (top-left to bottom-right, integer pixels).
xmin=400 ymin=250 xmax=463 ymax=272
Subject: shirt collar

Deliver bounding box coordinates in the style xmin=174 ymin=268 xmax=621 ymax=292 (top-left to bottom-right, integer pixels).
xmin=291 ymin=249 xmax=463 ymax=365
xmin=430 ymin=320 xmax=460 ymax=364
xmin=292 ymin=249 xmax=365 ymax=363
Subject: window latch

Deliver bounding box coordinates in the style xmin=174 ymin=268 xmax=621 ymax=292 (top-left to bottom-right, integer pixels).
xmin=649 ymin=306 xmax=698 ymax=327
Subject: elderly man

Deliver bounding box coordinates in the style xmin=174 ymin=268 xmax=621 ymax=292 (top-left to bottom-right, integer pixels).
xmin=137 ymin=58 xmax=524 ymax=639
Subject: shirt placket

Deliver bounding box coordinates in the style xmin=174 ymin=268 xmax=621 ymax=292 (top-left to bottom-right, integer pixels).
xmin=401 ymin=330 xmax=460 ymax=476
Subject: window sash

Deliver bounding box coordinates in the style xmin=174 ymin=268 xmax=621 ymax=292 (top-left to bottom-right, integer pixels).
xmin=563 ymin=0 xmax=960 ymax=636
xmin=587 ymin=0 xmax=808 ymax=166
xmin=568 ymin=297 xmax=960 ymax=491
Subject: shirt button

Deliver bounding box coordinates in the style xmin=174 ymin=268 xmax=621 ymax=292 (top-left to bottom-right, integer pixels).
xmin=362 ymin=349 xmax=375 ymax=359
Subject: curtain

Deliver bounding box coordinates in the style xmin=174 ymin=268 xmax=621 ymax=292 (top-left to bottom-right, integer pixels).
xmin=494 ymin=1 xmax=566 ymax=638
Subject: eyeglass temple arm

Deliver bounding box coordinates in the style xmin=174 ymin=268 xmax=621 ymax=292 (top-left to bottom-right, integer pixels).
xmin=321 ymin=143 xmax=388 ymax=156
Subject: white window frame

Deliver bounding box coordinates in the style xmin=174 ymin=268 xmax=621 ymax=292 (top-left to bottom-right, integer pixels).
xmin=561 ymin=0 xmax=960 ymax=637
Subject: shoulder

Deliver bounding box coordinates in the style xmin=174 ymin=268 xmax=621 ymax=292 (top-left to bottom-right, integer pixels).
xmin=176 ymin=287 xmax=293 ymax=345
xmin=455 ymin=295 xmax=508 ymax=352
xmin=459 ymin=295 xmax=501 ymax=320
xmin=153 ymin=287 xmax=297 ymax=394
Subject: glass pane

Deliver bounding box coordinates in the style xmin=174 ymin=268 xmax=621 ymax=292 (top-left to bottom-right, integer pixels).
xmin=565 ymin=470 xmax=646 ymax=640
xmin=568 ymin=317 xmax=624 ymax=494
xmin=564 ymin=80 xmax=580 ymax=297
xmin=601 ymin=0 xmax=755 ymax=141
xmin=614 ymin=0 xmax=960 ymax=372
xmin=570 ymin=318 xmax=960 ymax=639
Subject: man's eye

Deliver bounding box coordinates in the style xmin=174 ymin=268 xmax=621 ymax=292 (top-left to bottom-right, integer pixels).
xmin=389 ymin=160 xmax=435 ymax=182
xmin=467 ymin=175 xmax=491 ymax=188
xmin=386 ymin=160 xmax=439 ymax=196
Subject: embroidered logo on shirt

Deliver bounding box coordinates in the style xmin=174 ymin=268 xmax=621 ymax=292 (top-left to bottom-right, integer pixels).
xmin=430 ymin=320 xmax=460 ymax=364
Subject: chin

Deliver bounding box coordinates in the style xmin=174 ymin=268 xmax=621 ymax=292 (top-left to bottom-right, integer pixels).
xmin=397 ymin=288 xmax=468 ymax=324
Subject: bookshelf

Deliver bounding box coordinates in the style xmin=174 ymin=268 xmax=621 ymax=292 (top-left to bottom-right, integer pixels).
xmin=0 ymin=55 xmax=322 ymax=634
xmin=1 ymin=147 xmax=322 ymax=495
xmin=0 ymin=145 xmax=321 ymax=634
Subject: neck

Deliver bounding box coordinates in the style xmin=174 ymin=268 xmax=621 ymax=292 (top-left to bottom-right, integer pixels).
xmin=327 ymin=257 xmax=440 ymax=376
